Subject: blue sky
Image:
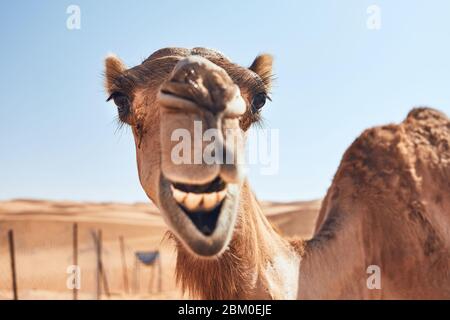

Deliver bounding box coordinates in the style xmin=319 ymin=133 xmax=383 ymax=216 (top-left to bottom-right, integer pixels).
xmin=0 ymin=1 xmax=449 ymax=202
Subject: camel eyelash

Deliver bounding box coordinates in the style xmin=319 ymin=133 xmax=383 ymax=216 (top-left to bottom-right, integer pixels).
xmin=107 ymin=91 xmax=133 ymax=128
xmin=248 ymin=72 xmax=275 ymax=99
xmin=114 ymin=114 xmax=127 ymax=132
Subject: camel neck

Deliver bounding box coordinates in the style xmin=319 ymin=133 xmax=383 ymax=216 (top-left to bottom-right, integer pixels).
xmin=174 ymin=181 xmax=301 ymax=299
xmin=298 ymin=209 xmax=369 ymax=299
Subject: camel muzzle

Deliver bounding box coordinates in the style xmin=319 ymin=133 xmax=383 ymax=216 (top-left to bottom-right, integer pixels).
xmin=156 ymin=56 xmax=246 ymax=256
xmin=158 ymin=55 xmax=246 ymax=185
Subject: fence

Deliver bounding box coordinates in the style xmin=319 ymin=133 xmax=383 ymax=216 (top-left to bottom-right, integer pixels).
xmin=0 ymin=220 xmax=164 ymax=300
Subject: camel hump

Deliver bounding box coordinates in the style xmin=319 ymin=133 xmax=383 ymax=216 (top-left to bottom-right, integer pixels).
xmin=403 ymin=107 xmax=450 ymax=153
xmin=329 ymin=107 xmax=449 ymax=198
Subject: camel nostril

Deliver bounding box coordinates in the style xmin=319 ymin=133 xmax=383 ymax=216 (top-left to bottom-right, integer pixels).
xmin=169 ymin=64 xmax=199 ymax=86
xmin=182 ymin=68 xmax=199 ymax=86
xmin=159 ymin=55 xmax=246 ymax=116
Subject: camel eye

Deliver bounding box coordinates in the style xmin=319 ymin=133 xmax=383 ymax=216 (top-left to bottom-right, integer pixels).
xmin=251 ymin=93 xmax=267 ymax=112
xmin=107 ymin=92 xmax=131 ymax=121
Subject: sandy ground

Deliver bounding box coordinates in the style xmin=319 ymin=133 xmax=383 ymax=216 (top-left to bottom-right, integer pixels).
xmin=0 ymin=198 xmax=320 ymax=300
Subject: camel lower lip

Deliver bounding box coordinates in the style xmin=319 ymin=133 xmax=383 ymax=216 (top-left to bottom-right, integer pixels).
xmin=158 ymin=174 xmax=241 ymax=257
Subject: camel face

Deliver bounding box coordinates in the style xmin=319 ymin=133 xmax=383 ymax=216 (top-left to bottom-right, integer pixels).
xmin=105 ymin=48 xmax=272 ymax=257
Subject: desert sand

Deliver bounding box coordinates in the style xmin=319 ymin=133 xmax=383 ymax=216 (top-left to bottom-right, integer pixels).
xmin=0 ymin=198 xmax=320 ymax=300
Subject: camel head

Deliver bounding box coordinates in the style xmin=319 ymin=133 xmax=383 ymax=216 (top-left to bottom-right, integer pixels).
xmin=104 ymin=47 xmax=272 ymax=257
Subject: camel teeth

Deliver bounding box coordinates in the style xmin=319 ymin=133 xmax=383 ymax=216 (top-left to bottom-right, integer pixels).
xmin=171 ymin=184 xmax=228 ymax=212
xmin=171 ymin=185 xmax=187 ymax=203
xmin=217 ymin=189 xmax=227 ymax=202
xmin=202 ymin=192 xmax=218 ymax=210
xmin=183 ymin=192 xmax=203 ymax=211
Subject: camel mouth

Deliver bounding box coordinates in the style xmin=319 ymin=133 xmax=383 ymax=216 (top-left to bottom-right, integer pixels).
xmin=170 ymin=177 xmax=227 ymax=236
xmin=158 ymin=174 xmax=241 ymax=257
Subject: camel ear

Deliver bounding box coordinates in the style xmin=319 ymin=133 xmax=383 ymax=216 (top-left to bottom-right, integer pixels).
xmin=249 ymin=54 xmax=273 ymax=90
xmin=104 ymin=53 xmax=127 ymax=94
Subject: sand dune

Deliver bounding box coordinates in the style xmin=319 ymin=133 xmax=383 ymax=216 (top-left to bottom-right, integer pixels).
xmin=0 ymin=199 xmax=320 ymax=300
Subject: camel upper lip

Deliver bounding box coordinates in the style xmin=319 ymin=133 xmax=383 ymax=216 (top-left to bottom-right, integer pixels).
xmin=172 ymin=176 xmax=227 ymax=193
xmin=157 ymin=90 xmax=200 ymax=112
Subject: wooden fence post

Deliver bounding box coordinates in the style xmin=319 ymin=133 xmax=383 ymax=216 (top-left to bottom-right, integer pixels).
xmin=73 ymin=223 xmax=78 ymax=300
xmin=158 ymin=254 xmax=162 ymax=293
xmin=133 ymin=257 xmax=140 ymax=294
xmin=119 ymin=236 xmax=129 ymax=294
xmin=8 ymin=230 xmax=18 ymax=300
xmin=96 ymin=230 xmax=101 ymax=300
xmin=97 ymin=230 xmax=110 ymax=298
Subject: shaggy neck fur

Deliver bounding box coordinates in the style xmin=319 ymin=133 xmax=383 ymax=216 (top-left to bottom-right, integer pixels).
xmin=174 ymin=181 xmax=302 ymax=299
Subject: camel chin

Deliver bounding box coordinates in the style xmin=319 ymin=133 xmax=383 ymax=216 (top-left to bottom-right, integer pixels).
xmin=158 ymin=173 xmax=241 ymax=257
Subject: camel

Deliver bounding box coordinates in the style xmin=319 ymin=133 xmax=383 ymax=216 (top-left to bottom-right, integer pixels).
xmin=104 ymin=47 xmax=450 ymax=299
